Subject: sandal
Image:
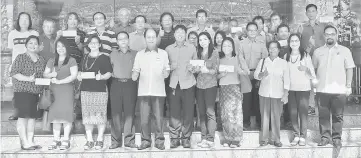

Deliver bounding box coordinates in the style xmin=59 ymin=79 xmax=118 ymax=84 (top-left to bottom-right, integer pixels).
xmin=83 ymin=141 xmax=94 ymax=150
xmin=59 ymin=140 xmax=70 ymax=150
xmin=48 ymin=141 xmax=61 ymax=150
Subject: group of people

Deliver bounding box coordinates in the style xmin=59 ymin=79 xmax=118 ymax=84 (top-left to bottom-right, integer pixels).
xmin=7 ymin=3 xmax=355 ymax=151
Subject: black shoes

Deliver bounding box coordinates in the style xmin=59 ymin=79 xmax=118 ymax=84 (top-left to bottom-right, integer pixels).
xmin=318 ymin=138 xmax=330 ymax=146
xmin=154 ymin=143 xmax=165 ymax=150
xmin=333 ymin=139 xmax=342 ymax=148
xmin=260 ymin=141 xmax=268 ymax=146
xmin=182 ymin=139 xmax=191 ymax=148
xmin=138 ymin=143 xmax=151 ymax=150
xmin=8 ymin=115 xmax=18 ymax=121
xmin=124 ymin=143 xmax=138 ymax=149
xmin=109 ymin=143 xmax=121 ymax=149
xmin=170 ymin=140 xmax=180 ymax=148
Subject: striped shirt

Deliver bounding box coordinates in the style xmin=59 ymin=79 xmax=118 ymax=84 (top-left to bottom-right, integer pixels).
xmin=84 ymin=28 xmax=117 ymax=54
xmin=112 ymin=24 xmax=136 ymax=34
xmin=62 ymin=29 xmax=86 ymax=64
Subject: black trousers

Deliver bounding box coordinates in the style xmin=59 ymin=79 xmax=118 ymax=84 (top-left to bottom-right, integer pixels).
xmin=317 ymin=93 xmax=346 ymax=140
xmin=139 ymin=96 xmax=165 ymax=145
xmin=109 ymin=79 xmax=137 ymax=146
xmin=169 ymin=85 xmax=196 ymax=140
xmin=243 ymin=79 xmax=261 ymax=126
xmin=288 ymin=91 xmax=310 ymax=138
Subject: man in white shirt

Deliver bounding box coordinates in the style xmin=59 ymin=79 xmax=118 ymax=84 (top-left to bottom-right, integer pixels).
xmin=132 ymin=28 xmax=170 ymax=150
xmin=313 ymin=25 xmax=355 ymax=148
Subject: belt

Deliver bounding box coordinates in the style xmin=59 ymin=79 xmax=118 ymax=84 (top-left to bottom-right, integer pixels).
xmin=250 ymin=69 xmax=256 ymax=71
xmin=112 ymin=78 xmax=131 ymax=82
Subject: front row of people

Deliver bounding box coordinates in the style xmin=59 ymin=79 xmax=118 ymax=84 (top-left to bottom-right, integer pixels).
xmin=11 ymin=24 xmax=354 ymax=151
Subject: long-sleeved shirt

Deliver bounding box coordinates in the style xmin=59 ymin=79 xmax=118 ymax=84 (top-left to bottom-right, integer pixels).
xmin=238 ymin=38 xmax=269 ymax=70
xmin=312 ymin=43 xmax=355 ymax=94
xmin=287 ymin=54 xmax=316 ymax=91
xmin=196 ymin=50 xmax=219 ymax=89
xmin=254 ymin=57 xmax=290 ymax=98
xmin=166 ymin=42 xmax=197 ymax=89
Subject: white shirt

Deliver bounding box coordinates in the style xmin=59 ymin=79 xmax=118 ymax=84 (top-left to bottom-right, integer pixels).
xmin=7 ymin=30 xmax=39 ymax=62
xmin=287 ymin=54 xmax=316 ymax=91
xmin=133 ymin=48 xmax=170 ymax=96
xmin=254 ymin=57 xmax=290 ymax=98
xmin=312 ymin=44 xmax=355 ymax=94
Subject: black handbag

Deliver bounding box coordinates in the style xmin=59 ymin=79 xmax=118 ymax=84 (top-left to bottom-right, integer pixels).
xmin=255 ymin=58 xmax=266 ymax=88
xmin=38 ymin=86 xmax=54 ymax=110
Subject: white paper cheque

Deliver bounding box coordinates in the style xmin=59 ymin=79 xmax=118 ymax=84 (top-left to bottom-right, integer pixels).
xmin=62 ymin=30 xmax=77 ymax=37
xmin=81 ymin=72 xmax=96 ymax=79
xmin=231 ymin=27 xmax=242 ymax=33
xmin=219 ymin=65 xmax=234 ymax=72
xmin=319 ymin=16 xmax=334 ymax=23
xmin=35 ymin=78 xmax=51 ymax=85
xmin=190 ymin=60 xmax=205 ymax=67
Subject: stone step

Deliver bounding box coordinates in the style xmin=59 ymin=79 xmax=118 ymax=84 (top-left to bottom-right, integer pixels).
xmin=2 ymin=128 xmax=361 ymax=152
xmin=1 ymin=132 xmax=337 ymax=158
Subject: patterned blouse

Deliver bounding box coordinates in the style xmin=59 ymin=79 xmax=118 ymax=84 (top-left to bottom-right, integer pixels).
xmin=196 ymin=50 xmax=219 ymax=89
xmin=10 ymin=53 xmax=46 ymax=94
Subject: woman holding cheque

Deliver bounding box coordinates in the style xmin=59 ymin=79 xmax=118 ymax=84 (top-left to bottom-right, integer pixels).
xmin=217 ymin=37 xmax=246 ymax=148
xmin=43 ymin=37 xmax=78 ymax=150
xmin=77 ymin=35 xmax=112 ymax=150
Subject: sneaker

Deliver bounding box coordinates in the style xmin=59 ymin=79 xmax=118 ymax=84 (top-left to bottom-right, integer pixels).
xmin=94 ymin=141 xmax=104 ymax=150
xmin=205 ymin=141 xmax=214 ymax=148
xmin=83 ymin=141 xmax=94 ymax=150
xmin=197 ymin=139 xmax=207 ymax=147
xmin=290 ymin=137 xmax=300 ymax=146
xmin=299 ymin=138 xmax=306 ymax=146
xmin=308 ymin=106 xmax=316 ymax=115
xmin=223 ymin=143 xmax=229 ymax=147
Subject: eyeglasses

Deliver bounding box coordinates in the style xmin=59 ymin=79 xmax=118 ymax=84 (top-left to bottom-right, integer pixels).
xmin=325 ymin=33 xmax=337 ymax=37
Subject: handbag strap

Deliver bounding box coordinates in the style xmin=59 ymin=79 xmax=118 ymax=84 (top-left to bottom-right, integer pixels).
xmin=260 ymin=58 xmax=266 ymax=72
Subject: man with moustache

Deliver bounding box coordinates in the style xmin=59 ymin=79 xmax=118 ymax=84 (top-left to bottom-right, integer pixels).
xmin=132 ymin=28 xmax=170 ymax=150
xmin=313 ymin=25 xmax=355 ymax=148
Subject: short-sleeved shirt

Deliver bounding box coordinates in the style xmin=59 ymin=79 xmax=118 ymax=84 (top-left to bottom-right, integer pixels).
xmin=196 ymin=50 xmax=219 ymax=89
xmin=7 ymin=29 xmax=39 ymax=62
xmin=46 ymin=57 xmax=77 ymax=81
xmin=38 ymin=34 xmax=56 ymax=62
xmin=133 ymin=48 xmax=170 ymax=96
xmin=312 ymin=44 xmax=355 ymax=94
xmin=84 ymin=28 xmax=117 ymax=54
xmin=159 ymin=30 xmax=175 ymax=50
xmin=112 ymin=24 xmax=135 ymax=34
xmin=219 ymin=56 xmax=241 ymax=86
xmin=10 ymin=53 xmax=46 ymax=94
xmin=166 ymin=42 xmax=197 ymax=89
xmin=298 ymin=21 xmax=326 ymax=56
xmin=110 ymin=48 xmax=137 ymax=79
xmin=129 ymin=31 xmax=147 ymax=51
xmin=238 ymin=38 xmax=269 ymax=70
xmin=187 ymin=25 xmax=215 ymax=39
xmin=62 ymin=29 xmax=86 ymax=64
xmin=80 ymin=54 xmax=113 ymax=92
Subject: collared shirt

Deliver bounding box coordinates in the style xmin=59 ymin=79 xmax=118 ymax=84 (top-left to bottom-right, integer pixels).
xmin=312 ymin=44 xmax=355 ymax=94
xmin=187 ymin=24 xmax=215 ymax=39
xmin=166 ymin=42 xmax=197 ymax=89
xmin=129 ymin=30 xmax=147 ymax=51
xmin=133 ymin=48 xmax=170 ymax=96
xmin=287 ymin=54 xmax=316 ymax=91
xmin=38 ymin=34 xmax=56 ymax=62
xmin=298 ymin=20 xmax=326 ymax=55
xmin=112 ymin=24 xmax=136 ymax=34
xmin=7 ymin=29 xmax=39 ymax=62
xmin=84 ymin=28 xmax=118 ymax=54
xmin=159 ymin=30 xmax=175 ymax=50
xmin=110 ymin=48 xmax=137 ymax=79
xmin=196 ymin=50 xmax=219 ymax=89
xmin=63 ymin=29 xmax=86 ymax=64
xmin=238 ymin=37 xmax=269 ymax=70
xmin=254 ymin=57 xmax=290 ymax=98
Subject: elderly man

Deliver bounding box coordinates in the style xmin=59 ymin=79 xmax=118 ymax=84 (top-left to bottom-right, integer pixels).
xmin=112 ymin=8 xmax=135 ymax=34
xmin=313 ymin=25 xmax=355 ymax=148
xmin=132 ymin=28 xmax=170 ymax=150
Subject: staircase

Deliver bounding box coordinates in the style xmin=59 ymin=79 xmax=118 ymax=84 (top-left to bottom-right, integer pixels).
xmin=1 ymin=101 xmax=361 ymax=158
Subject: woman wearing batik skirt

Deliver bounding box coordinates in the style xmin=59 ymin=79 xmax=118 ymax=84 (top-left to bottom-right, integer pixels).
xmin=217 ymin=37 xmax=245 ymax=148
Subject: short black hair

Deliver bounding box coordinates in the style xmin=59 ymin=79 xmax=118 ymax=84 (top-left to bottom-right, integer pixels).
xmin=144 ymin=28 xmax=158 ymax=38
xmin=15 ymin=12 xmax=32 ymax=31
xmin=160 ymin=12 xmax=174 ymax=23
xmin=42 ymin=18 xmax=56 ymax=26
xmin=267 ymin=40 xmax=281 ymax=51
xmin=324 ymin=25 xmax=338 ymax=33
xmin=116 ymin=31 xmax=130 ymax=39
xmin=246 ymin=22 xmax=258 ymax=30
xmin=306 ymin=4 xmax=318 ymax=11
xmin=219 ymin=37 xmax=236 ymax=59
xmin=65 ymin=12 xmax=81 ymax=29
xmin=270 ymin=12 xmax=282 ymax=19
xmin=196 ymin=9 xmax=207 ymax=18
xmin=134 ymin=15 xmax=147 ymax=23
xmin=214 ymin=30 xmax=226 ymax=47
xmin=252 ymin=16 xmax=265 ymax=24
xmin=174 ymin=24 xmax=187 ymax=33
xmin=277 ymin=24 xmax=290 ymax=33
xmin=188 ymin=31 xmax=198 ymax=39
xmin=25 ymin=35 xmax=39 ymax=46
xmin=93 ymin=12 xmax=106 ymax=21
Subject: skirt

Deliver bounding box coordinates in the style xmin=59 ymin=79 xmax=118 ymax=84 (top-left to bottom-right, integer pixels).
xmin=48 ymin=83 xmax=74 ymax=123
xmin=81 ymin=91 xmax=108 ymax=125
xmin=219 ymin=84 xmax=243 ymax=142
xmin=14 ymin=92 xmax=39 ymax=119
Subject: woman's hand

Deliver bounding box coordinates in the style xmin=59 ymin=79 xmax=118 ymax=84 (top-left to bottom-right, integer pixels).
xmin=77 ymin=73 xmax=82 ymax=81
xmin=28 ymin=73 xmax=36 ymax=82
